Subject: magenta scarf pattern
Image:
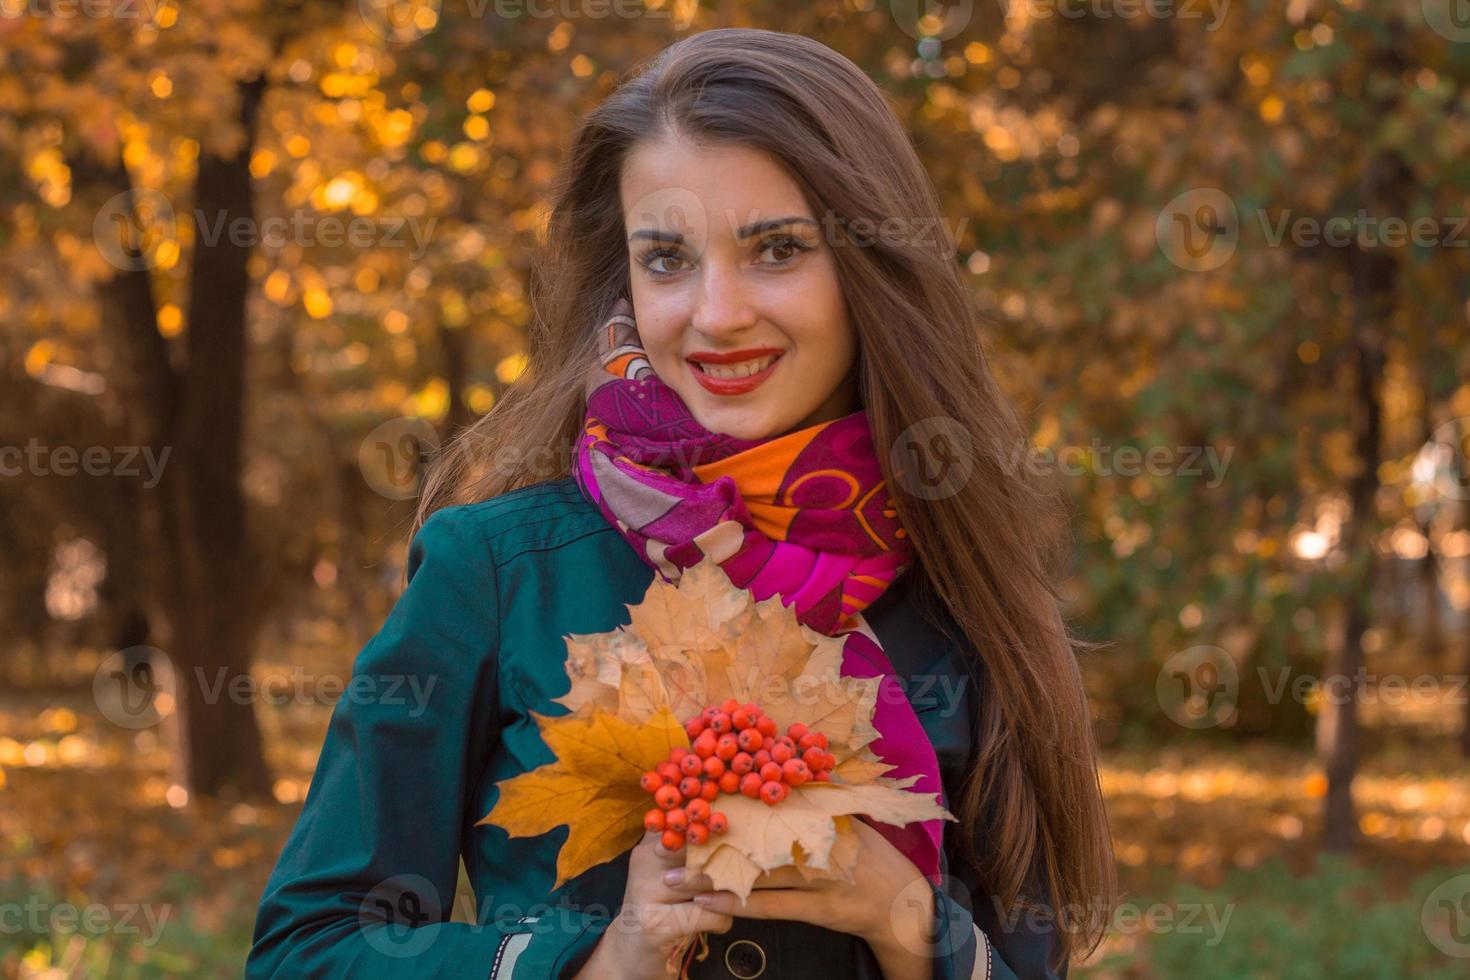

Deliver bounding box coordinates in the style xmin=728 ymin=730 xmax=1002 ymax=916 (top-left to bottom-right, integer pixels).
xmin=569 ymin=299 xmax=947 ymax=884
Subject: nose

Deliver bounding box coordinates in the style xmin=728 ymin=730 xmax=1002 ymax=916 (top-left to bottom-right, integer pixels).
xmin=689 ymin=258 xmax=757 ymax=340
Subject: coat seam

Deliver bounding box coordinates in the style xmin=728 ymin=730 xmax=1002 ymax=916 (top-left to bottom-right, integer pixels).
xmin=461 ymin=485 xmax=587 ymax=527
xmin=487 ymin=525 xmax=627 ymax=718
xmin=464 ymin=512 xmax=513 ymax=852
xmin=485 ymin=512 xmax=607 ymax=547
xmin=479 ymin=524 xmax=629 ymax=728
xmin=491 ymin=524 xmax=621 ymax=569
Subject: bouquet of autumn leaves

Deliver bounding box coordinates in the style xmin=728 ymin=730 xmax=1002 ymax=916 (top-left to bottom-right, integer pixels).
xmin=478 ymin=557 xmax=953 ymax=974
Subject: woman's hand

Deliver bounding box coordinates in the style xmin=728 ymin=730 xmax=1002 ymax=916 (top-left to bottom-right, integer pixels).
xmin=574 ymin=828 xmax=736 ymax=979
xmin=683 ymin=818 xmax=940 ymax=977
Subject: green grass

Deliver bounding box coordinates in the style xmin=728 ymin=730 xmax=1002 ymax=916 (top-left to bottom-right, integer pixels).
xmin=1109 ymin=856 xmax=1470 ymax=979
xmin=6 ymin=856 xmax=1470 ymax=978
xmin=0 ymin=874 xmax=257 ymax=979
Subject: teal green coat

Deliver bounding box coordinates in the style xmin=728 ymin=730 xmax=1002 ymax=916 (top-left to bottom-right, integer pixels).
xmin=247 ymin=478 xmax=1065 ymax=979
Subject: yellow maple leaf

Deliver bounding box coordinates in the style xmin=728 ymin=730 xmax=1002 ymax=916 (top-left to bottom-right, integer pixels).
xmin=476 ymin=705 xmax=688 ymax=890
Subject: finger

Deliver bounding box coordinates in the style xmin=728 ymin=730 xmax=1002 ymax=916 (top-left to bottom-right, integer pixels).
xmin=650 ymin=868 xmax=719 ymax=906
xmin=659 ymin=867 xmax=715 ymax=894
xmin=693 ymin=889 xmax=801 ymax=920
xmin=658 ymin=901 xmax=735 ymax=937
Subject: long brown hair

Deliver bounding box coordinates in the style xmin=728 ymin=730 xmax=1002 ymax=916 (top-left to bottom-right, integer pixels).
xmin=417 ymin=27 xmax=1116 ymax=967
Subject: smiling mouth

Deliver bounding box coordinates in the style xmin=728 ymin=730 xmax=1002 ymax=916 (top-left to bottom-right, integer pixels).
xmin=688 ymin=353 xmax=783 ymax=379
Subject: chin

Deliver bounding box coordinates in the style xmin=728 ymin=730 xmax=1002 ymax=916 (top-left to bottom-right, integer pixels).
xmin=687 ymin=404 xmax=781 ymax=441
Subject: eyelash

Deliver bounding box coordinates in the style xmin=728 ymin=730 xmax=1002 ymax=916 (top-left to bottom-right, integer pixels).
xmin=636 ymin=234 xmax=813 ymax=279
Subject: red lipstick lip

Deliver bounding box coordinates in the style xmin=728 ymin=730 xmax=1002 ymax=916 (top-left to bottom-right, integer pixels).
xmin=686 ymin=350 xmax=785 ymax=396
xmin=686 ymin=347 xmax=786 ymax=365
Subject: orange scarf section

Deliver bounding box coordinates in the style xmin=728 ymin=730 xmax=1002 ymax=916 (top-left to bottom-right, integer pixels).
xmin=690 ymin=416 xmax=902 ymax=549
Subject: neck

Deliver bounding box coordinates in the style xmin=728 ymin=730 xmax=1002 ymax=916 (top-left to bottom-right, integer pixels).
xmin=784 ymin=363 xmax=861 ymax=434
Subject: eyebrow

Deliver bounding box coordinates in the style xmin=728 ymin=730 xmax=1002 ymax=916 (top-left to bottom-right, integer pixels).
xmin=626 ymin=214 xmax=818 ymax=244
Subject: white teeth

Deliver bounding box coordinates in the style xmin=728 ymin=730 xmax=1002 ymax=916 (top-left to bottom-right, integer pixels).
xmin=698 ymin=354 xmax=779 ymax=379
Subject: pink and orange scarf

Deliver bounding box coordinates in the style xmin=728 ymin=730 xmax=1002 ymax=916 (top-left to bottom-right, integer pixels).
xmin=570 ymin=298 xmax=946 ymax=884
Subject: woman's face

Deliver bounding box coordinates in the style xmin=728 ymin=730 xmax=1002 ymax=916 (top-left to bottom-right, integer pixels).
xmin=620 ymin=133 xmax=858 ymax=440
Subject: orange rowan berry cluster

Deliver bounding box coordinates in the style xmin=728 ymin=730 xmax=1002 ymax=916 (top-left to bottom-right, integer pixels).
xmin=640 ymin=698 xmax=837 ymax=851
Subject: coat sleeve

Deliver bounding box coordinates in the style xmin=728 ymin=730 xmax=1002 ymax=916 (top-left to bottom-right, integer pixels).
xmin=928 ymin=859 xmax=1070 ymax=980
xmin=246 ymin=506 xmax=610 ymax=979
xmin=926 ymin=658 xmax=1070 ymax=979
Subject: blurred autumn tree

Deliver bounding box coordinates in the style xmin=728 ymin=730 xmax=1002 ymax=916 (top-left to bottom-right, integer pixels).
xmin=909 ymin=3 xmax=1470 ymax=849
xmin=1 ymin=0 xmax=348 ymax=798
xmin=0 ymin=0 xmax=701 ymax=799
xmin=2 ymin=0 xmax=1467 ymax=865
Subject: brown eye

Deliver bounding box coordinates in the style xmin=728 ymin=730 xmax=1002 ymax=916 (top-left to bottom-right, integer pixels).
xmin=639 ymin=248 xmax=687 ymax=278
xmin=759 ymin=234 xmax=812 ymax=265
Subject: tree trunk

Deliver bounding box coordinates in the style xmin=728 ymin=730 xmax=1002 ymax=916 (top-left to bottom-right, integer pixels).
xmin=81 ymin=74 xmax=273 ymax=800
xmin=1317 ymin=168 xmax=1393 ymax=852
xmin=163 ymin=74 xmax=272 ymax=799
xmin=439 ymin=318 xmax=476 ymax=436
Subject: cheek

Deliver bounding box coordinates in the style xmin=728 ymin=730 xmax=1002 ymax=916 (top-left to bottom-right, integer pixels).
xmin=791 ymin=304 xmax=856 ymax=369
xmin=799 ymin=261 xmax=854 ymax=360
xmin=627 ymin=288 xmax=684 ymax=368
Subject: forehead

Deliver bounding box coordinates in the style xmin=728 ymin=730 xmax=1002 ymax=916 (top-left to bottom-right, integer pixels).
xmin=620 ymin=134 xmax=810 ymax=235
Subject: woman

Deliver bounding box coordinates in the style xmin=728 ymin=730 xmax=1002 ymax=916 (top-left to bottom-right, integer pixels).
xmin=248 ymin=27 xmax=1116 ymax=980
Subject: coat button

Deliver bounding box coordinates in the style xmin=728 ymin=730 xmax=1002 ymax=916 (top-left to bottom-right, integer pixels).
xmin=723 ymin=938 xmax=767 ymax=978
